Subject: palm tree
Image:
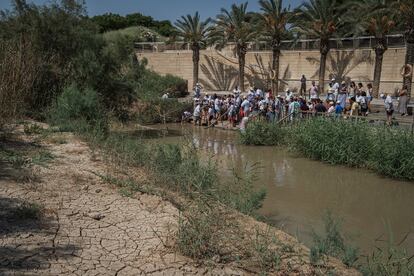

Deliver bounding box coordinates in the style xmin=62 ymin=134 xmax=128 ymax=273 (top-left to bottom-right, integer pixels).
xmin=293 ymin=0 xmax=343 ymax=92
xmin=175 ymin=12 xmax=211 ymax=88
xmin=351 ymin=0 xmax=395 ymax=98
xmin=258 ymin=0 xmax=292 ymax=93
xmin=213 ymin=3 xmax=256 ymax=92
xmin=394 ymin=0 xmax=414 ymax=95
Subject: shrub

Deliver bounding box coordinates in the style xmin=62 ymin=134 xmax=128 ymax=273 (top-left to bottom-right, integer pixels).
xmin=49 ymin=85 xmax=108 ymax=138
xmin=0 ymin=39 xmax=38 ymax=125
xmin=240 ymin=120 xmax=286 ymax=146
xmin=177 ymin=202 xmax=223 ymax=259
xmin=131 ymin=58 xmax=187 ymax=100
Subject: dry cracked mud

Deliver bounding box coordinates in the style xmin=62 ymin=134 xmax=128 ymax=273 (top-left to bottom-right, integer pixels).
xmin=0 ymin=130 xmax=247 ymax=275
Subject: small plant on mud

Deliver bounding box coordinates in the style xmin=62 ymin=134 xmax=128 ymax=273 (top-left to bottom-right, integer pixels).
xmin=0 ymin=147 xmax=30 ymax=169
xmin=47 ymin=134 xmax=67 ymax=144
xmin=252 ymin=228 xmax=281 ymax=273
xmin=360 ymin=230 xmax=414 ymax=275
xmin=310 ymin=211 xmax=359 ymax=267
xmin=96 ymin=173 xmax=155 ymax=197
xmin=23 ymin=124 xmax=44 ymax=135
xmin=361 ymin=247 xmax=414 ymax=275
xmin=31 ymin=150 xmax=54 ymax=167
xmin=14 ymin=202 xmax=42 ymax=220
xmin=177 ymin=201 xmax=223 ymax=259
xmin=218 ymin=163 xmax=266 ymax=216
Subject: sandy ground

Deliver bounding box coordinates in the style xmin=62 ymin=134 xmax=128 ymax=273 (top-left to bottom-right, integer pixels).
xmin=0 ymin=126 xmax=360 ymax=275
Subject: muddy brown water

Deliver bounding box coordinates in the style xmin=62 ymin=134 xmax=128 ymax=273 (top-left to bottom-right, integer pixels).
xmin=134 ymin=124 xmax=414 ymax=254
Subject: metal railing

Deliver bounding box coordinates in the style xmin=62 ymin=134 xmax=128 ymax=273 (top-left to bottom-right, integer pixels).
xmin=135 ymin=34 xmax=406 ymax=53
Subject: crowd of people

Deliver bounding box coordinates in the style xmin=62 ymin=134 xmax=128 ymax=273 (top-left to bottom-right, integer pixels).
xmin=178 ymin=79 xmax=410 ymax=128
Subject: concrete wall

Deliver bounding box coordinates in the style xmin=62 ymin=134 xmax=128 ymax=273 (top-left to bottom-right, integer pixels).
xmin=137 ymin=47 xmax=411 ymax=95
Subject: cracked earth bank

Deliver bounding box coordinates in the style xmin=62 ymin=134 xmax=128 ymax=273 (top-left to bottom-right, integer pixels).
xmin=0 ymin=129 xmax=251 ymax=276
xmin=0 ymin=127 xmax=359 ymax=275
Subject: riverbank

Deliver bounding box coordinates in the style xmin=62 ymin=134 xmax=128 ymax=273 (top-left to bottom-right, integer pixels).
xmin=145 ymin=124 xmax=414 ymax=257
xmin=0 ymin=122 xmax=359 ymax=275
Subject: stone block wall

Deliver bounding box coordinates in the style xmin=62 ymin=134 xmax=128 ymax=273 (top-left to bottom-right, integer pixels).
xmin=137 ymin=47 xmax=411 ymax=95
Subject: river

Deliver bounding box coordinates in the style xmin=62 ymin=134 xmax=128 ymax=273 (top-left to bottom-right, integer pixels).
xmin=134 ymin=123 xmax=414 ymax=254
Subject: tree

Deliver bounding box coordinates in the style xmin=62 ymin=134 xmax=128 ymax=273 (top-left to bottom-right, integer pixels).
xmin=91 ymin=12 xmax=176 ymax=36
xmin=213 ymin=3 xmax=256 ymax=92
xmin=293 ymin=0 xmax=343 ymax=92
xmin=351 ymin=0 xmax=395 ymax=98
xmin=258 ymin=0 xmax=292 ymax=93
xmin=91 ymin=13 xmax=128 ymax=32
xmin=175 ymin=12 xmax=211 ymax=88
xmin=394 ymin=0 xmax=414 ymax=95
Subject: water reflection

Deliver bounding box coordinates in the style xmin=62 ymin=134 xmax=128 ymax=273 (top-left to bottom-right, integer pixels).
xmin=152 ymin=124 xmax=414 ymax=254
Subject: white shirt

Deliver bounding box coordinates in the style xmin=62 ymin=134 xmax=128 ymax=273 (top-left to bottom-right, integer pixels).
xmin=310 ymin=86 xmax=318 ymax=99
xmin=240 ymin=117 xmax=249 ymax=131
xmin=193 ymin=105 xmax=201 ymax=117
xmin=332 ymin=82 xmax=340 ymax=93
xmin=214 ymin=98 xmax=220 ymax=110
xmin=241 ymin=99 xmax=250 ymax=112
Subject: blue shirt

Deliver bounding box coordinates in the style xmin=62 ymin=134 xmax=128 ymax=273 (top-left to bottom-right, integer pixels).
xmin=335 ymin=105 xmax=343 ymax=114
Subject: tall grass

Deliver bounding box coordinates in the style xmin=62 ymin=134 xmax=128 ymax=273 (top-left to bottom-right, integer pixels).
xmin=311 ymin=211 xmax=414 ymax=275
xmin=289 ymin=118 xmax=373 ymax=167
xmin=240 ymin=120 xmax=286 ymax=146
xmin=310 ymin=211 xmax=359 ymax=267
xmin=241 ymin=118 xmax=414 ymax=180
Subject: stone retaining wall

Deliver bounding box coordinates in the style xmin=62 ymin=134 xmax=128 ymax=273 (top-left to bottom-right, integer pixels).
xmin=137 ymin=47 xmax=412 ymax=95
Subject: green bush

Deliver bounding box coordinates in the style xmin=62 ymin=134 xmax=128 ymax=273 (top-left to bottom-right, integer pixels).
xmin=240 ymin=120 xmax=286 ymax=146
xmin=132 ymin=58 xmax=187 ymax=100
xmin=49 ymin=85 xmax=108 ymax=138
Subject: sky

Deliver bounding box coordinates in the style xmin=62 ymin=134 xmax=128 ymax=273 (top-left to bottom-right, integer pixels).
xmin=0 ymin=0 xmax=303 ymax=21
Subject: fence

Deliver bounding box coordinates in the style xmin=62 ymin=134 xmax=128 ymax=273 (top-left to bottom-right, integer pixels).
xmin=135 ymin=34 xmax=406 ymax=53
